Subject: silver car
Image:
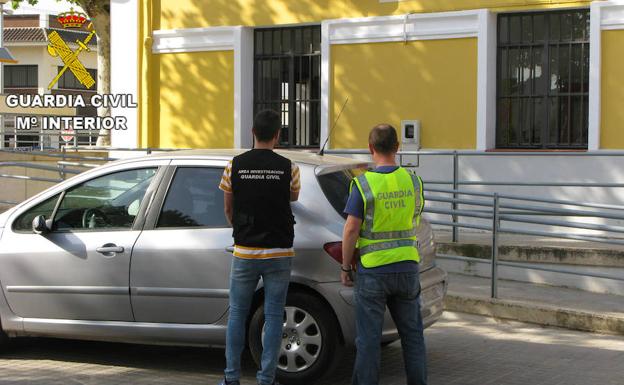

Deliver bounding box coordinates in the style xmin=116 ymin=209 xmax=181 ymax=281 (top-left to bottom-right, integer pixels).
xmin=0 ymin=150 xmax=447 ymax=383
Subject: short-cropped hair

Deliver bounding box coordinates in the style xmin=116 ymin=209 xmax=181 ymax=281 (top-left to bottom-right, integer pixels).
xmin=369 ymin=124 xmax=399 ymax=154
xmin=253 ymin=110 xmax=281 ymax=142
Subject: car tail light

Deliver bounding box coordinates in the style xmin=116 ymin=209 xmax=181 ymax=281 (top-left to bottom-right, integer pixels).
xmin=323 ymin=242 xmax=343 ymax=264
xmin=323 ymin=242 xmax=358 ymax=269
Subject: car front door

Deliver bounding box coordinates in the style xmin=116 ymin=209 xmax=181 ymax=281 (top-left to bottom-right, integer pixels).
xmin=130 ymin=160 xmax=233 ymax=324
xmin=0 ymin=161 xmax=167 ymax=321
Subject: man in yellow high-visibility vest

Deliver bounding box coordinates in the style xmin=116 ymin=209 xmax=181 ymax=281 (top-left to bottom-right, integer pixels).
xmin=341 ymin=124 xmax=426 ymax=385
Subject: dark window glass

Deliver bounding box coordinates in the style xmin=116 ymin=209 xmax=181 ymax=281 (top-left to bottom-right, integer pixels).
xmin=157 ymin=167 xmax=227 ymax=228
xmin=510 ymin=16 xmax=521 ymax=43
xmin=497 ymin=10 xmax=589 ymax=149
xmin=12 ymin=194 xmax=60 ymax=232
xmin=54 ymin=168 xmax=156 ymax=231
xmin=57 ymin=66 xmax=97 ymax=90
xmin=534 ymin=14 xmax=546 ymax=42
xmin=4 ymin=65 xmax=38 ymax=88
xmin=317 ymin=167 xmax=368 ymax=219
xmin=254 ymin=25 xmax=321 ymax=148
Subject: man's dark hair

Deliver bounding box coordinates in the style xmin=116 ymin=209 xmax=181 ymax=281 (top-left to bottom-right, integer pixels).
xmin=369 ymin=124 xmax=399 ymax=154
xmin=253 ymin=109 xmax=281 ymax=142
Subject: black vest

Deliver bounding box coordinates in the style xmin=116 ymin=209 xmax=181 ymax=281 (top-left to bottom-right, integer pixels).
xmin=231 ymin=149 xmax=295 ymax=248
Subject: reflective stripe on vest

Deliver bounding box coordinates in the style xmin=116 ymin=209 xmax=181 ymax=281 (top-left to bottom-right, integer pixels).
xmin=352 ymin=168 xmax=424 ymax=268
xmin=359 ymin=239 xmax=416 ymax=256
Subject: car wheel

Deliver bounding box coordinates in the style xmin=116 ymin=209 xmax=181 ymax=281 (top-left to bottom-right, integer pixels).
xmin=249 ymin=291 xmax=341 ymax=385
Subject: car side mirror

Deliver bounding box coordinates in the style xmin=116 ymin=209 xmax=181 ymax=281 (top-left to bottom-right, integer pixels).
xmin=32 ymin=215 xmax=51 ymax=235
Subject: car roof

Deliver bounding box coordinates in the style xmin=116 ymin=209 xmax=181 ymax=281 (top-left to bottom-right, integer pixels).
xmin=115 ymin=149 xmax=371 ymax=168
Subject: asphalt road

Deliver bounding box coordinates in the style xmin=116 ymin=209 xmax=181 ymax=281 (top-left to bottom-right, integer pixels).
xmin=1 ymin=312 xmax=623 ymax=385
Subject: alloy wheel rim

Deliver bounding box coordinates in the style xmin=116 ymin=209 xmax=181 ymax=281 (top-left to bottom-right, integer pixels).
xmin=261 ymin=306 xmax=323 ymax=373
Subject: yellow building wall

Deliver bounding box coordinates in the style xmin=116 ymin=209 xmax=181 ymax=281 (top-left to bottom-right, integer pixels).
xmin=156 ymin=51 xmax=235 ymax=148
xmin=330 ymin=39 xmax=478 ymax=149
xmin=140 ymin=0 xmax=598 ymax=149
xmin=157 ymin=0 xmax=592 ymax=29
xmin=600 ymin=30 xmax=624 ymax=149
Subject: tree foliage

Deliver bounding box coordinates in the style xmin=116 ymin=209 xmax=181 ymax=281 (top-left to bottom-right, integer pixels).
xmin=11 ymin=1 xmax=109 ymax=17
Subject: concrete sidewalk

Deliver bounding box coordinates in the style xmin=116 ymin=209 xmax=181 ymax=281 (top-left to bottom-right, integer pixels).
xmin=445 ymin=272 xmax=624 ymax=335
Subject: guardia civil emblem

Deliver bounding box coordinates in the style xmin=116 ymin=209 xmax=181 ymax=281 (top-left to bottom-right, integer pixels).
xmin=46 ymin=8 xmax=96 ymax=90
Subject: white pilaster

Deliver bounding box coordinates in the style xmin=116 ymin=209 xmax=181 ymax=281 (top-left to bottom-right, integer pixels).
xmin=476 ymin=10 xmax=497 ymax=151
xmin=234 ymin=27 xmax=254 ymax=149
xmin=110 ymin=0 xmax=139 ymax=148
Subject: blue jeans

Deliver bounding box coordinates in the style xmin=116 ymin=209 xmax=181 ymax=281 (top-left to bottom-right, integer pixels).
xmin=353 ymin=270 xmax=427 ymax=385
xmin=225 ymin=257 xmax=292 ymax=385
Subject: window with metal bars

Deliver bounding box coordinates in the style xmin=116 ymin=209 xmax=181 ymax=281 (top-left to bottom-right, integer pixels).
xmin=497 ymin=10 xmax=589 ymax=149
xmin=254 ymin=26 xmax=321 ymax=148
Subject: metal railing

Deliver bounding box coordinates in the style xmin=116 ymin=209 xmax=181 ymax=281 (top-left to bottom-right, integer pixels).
xmin=0 ymin=146 xmax=111 ymax=185
xmin=326 ymin=149 xmax=624 ymax=242
xmin=325 ymin=149 xmax=624 ymax=298
xmin=424 ymin=187 xmax=624 ymax=298
xmin=0 ymin=144 xmax=182 ymax=185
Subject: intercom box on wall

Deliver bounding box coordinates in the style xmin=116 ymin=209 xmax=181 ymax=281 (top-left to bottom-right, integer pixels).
xmin=400 ymin=120 xmax=421 ymax=167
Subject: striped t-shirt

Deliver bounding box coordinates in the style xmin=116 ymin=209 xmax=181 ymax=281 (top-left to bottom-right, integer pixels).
xmin=219 ymin=159 xmax=301 ymax=259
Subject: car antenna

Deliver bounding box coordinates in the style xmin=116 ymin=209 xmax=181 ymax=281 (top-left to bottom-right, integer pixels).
xmin=318 ymin=96 xmax=349 ymax=156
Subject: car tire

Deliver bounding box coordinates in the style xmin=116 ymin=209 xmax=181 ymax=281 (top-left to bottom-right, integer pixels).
xmin=249 ymin=291 xmax=341 ymax=385
xmin=0 ymin=321 xmax=9 ymax=352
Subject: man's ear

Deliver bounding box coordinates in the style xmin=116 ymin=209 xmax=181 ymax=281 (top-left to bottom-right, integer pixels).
xmin=273 ymin=129 xmax=281 ymax=143
xmin=368 ymin=143 xmax=375 ymax=156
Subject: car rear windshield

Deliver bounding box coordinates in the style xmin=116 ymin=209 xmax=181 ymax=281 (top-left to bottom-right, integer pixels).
xmin=317 ymin=166 xmax=369 ymax=219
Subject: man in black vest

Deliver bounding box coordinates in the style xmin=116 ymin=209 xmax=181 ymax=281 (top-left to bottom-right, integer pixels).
xmin=218 ymin=110 xmax=300 ymax=385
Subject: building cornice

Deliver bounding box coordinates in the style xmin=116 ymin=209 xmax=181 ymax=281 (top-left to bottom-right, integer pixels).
xmin=152 ymin=26 xmax=237 ymax=54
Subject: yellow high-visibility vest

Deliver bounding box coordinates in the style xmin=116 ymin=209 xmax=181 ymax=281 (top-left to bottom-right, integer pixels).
xmin=351 ymin=167 xmax=424 ymax=268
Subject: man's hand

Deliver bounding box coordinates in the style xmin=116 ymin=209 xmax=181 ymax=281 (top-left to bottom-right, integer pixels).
xmin=341 ymin=215 xmax=362 ymax=287
xmin=341 ymin=270 xmax=354 ymax=287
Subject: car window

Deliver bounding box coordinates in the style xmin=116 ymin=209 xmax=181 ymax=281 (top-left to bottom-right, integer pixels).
xmin=157 ymin=167 xmax=227 ymax=228
xmin=12 ymin=194 xmax=61 ymax=232
xmin=317 ymin=167 xmax=368 ymax=219
xmin=54 ymin=168 xmax=157 ymax=231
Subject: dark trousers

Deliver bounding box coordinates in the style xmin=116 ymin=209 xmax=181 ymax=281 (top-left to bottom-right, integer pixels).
xmin=352 ymin=271 xmax=427 ymax=385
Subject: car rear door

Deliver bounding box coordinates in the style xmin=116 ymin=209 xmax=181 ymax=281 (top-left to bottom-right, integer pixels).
xmin=0 ymin=160 xmax=168 ymax=321
xmin=130 ymin=159 xmax=233 ymax=324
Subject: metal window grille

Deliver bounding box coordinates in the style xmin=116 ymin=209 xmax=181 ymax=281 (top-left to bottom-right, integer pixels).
xmin=254 ymin=26 xmax=321 ymax=148
xmin=497 ymin=10 xmax=589 ymax=149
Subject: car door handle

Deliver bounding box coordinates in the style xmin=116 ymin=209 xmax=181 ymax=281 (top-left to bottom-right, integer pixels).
xmin=96 ymin=244 xmax=125 ymax=255
xmin=225 ymin=246 xmax=235 ymax=253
